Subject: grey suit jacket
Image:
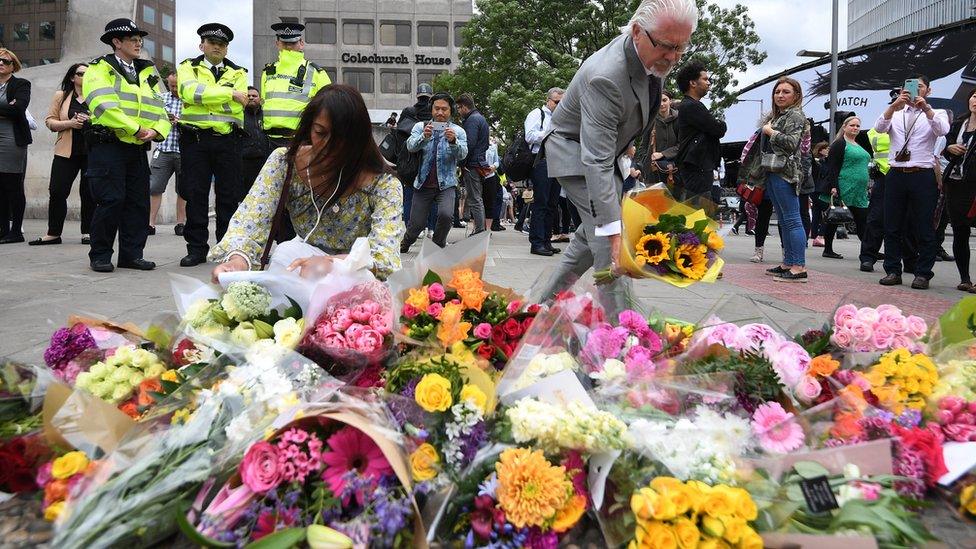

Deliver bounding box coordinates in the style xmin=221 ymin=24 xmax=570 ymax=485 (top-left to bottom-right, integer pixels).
xmin=544 ymin=34 xmax=661 ymax=227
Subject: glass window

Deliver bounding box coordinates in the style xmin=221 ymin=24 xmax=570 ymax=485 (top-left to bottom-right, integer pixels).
xmin=143 ymin=5 xmax=156 ymax=25
xmin=14 ymin=22 xmax=29 ymax=42
xmin=305 ymin=20 xmax=336 ymax=44
xmin=162 ymin=45 xmax=174 ymax=63
xmin=417 ymin=70 xmax=446 ymax=87
xmin=342 ymin=22 xmax=373 ymax=45
xmin=40 ymin=21 xmax=55 ymax=41
xmin=144 ymin=37 xmax=156 ymax=57
xmin=380 ymin=70 xmax=411 ymax=94
xmin=324 ymin=67 xmax=337 ymax=84
xmin=343 ymin=68 xmax=374 ymax=94
xmin=417 ymin=23 xmax=448 ymax=47
xmin=454 ymin=23 xmax=466 ymax=47
xmin=280 ymin=17 xmax=299 ymax=23
xmin=162 ymin=13 xmax=174 ymax=32
xmin=380 ymin=21 xmax=410 ymax=46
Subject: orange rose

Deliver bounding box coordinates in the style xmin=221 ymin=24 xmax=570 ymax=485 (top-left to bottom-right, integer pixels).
xmin=830 ymin=411 xmax=864 ymax=441
xmin=437 ymin=302 xmax=472 ymax=347
xmin=449 ymin=269 xmax=488 ymax=312
xmin=119 ymin=401 xmax=140 ymax=418
xmin=138 ymin=378 xmax=162 ymax=407
xmin=808 ymin=354 xmax=840 ymax=378
xmin=44 ymin=478 xmax=69 ymax=504
xmin=405 ymin=287 xmax=431 ymax=312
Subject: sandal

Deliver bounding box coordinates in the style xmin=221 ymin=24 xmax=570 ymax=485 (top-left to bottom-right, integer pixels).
xmin=958 ymin=282 xmax=974 ymax=292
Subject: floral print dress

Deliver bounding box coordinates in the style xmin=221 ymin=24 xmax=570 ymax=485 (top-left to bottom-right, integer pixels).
xmin=209 ymin=148 xmax=405 ymax=279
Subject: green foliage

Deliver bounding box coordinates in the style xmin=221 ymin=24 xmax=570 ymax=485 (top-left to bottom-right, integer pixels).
xmin=437 ymin=0 xmax=766 ymax=142
xmin=681 ymin=350 xmax=782 ymax=407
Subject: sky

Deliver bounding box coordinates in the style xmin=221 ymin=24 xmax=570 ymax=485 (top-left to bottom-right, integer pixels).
xmin=173 ymin=0 xmax=846 ymax=92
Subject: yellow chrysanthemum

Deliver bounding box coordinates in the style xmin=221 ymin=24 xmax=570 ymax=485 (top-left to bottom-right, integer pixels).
xmin=674 ymin=243 xmax=709 ymax=280
xmin=495 ymin=448 xmax=571 ymax=528
xmin=552 ymin=494 xmax=587 ymax=533
xmin=636 ymin=232 xmax=671 ymax=266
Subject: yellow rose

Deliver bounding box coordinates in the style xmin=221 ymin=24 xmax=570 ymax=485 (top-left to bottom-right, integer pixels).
xmin=414 ymin=373 xmax=454 ymax=412
xmin=631 ymin=487 xmax=678 ymax=521
xmin=700 ymin=515 xmax=725 ymax=538
xmin=730 ymin=487 xmax=758 ymax=521
xmin=739 ymin=527 xmax=764 ymax=549
xmin=460 ymin=384 xmax=488 ymax=414
xmin=644 ymin=521 xmax=679 ymax=549
xmin=405 ymin=287 xmax=431 ymax=313
xmin=720 ymin=516 xmax=746 ymax=544
xmin=700 ymin=489 xmax=733 ymax=518
xmin=673 ymin=517 xmax=701 ymax=549
xmin=409 ymin=443 xmax=440 ymax=481
xmin=706 ymin=231 xmax=724 ymax=251
xmin=43 ymin=501 xmax=65 ymax=522
xmin=51 ymin=451 xmax=90 ymax=480
xmin=961 ymin=485 xmax=976 ymax=516
xmin=696 ymin=538 xmax=721 ymax=549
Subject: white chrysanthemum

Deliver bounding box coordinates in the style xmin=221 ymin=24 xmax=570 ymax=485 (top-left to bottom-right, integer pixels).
xmin=590 ymin=358 xmax=627 ymax=384
xmin=221 ymin=281 xmax=272 ymax=322
xmin=506 ymin=398 xmax=630 ymax=453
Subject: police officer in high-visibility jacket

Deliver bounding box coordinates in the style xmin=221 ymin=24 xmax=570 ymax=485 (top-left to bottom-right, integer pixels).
xmin=84 ymin=19 xmax=171 ymax=273
xmin=261 ymin=22 xmax=331 ymax=147
xmin=176 ymin=23 xmax=249 ymax=267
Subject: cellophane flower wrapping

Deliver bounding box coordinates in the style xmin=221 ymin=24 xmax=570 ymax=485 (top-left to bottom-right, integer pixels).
xmin=930 ymin=338 xmax=976 ymax=403
xmin=51 ymin=345 xmax=340 ymax=549
xmin=617 ymin=185 xmax=724 ymax=287
xmin=183 ymin=387 xmax=425 ymax=548
xmin=0 ymin=361 xmax=44 ymax=440
xmin=826 ymin=296 xmax=933 ymax=369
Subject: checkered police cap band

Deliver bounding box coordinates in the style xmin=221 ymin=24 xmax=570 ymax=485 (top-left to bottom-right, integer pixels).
xmin=202 ymin=29 xmax=229 ymax=41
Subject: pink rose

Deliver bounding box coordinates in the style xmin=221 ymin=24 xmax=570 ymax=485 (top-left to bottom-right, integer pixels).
xmin=427 ymin=283 xmax=446 ymax=302
xmin=833 ymin=304 xmax=859 ymax=329
xmin=738 ymin=323 xmax=782 ymax=353
xmin=769 ymin=341 xmax=811 ymax=387
xmin=427 ymin=302 xmax=444 ymax=318
xmin=830 ymin=327 xmax=855 ymax=349
xmin=794 ymin=375 xmax=823 ymax=404
xmin=856 ymin=307 xmax=880 ymax=325
xmin=906 ymin=315 xmax=928 ymax=339
xmin=870 ymin=325 xmax=895 ymax=350
xmin=891 ymin=335 xmax=914 ymax=350
xmin=473 ymin=322 xmax=493 ymax=340
xmin=368 ymin=313 xmax=391 ymax=335
xmin=35 ymin=462 xmax=53 ymax=487
xmin=402 ymin=304 xmax=419 ymax=319
xmin=875 ymin=304 xmax=900 ymax=315
xmin=330 ymin=308 xmax=353 ymax=331
xmin=240 ymin=441 xmax=282 ymax=494
xmin=847 ymin=320 xmax=872 ymax=344
xmin=878 ymin=311 xmax=909 ymax=334
xmin=506 ymin=300 xmax=523 ymax=315
xmin=352 ymin=329 xmax=385 ymax=355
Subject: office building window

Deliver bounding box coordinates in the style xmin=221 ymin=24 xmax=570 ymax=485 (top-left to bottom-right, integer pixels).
xmin=162 ymin=13 xmax=174 ymax=32
xmin=306 ymin=20 xmax=336 ymax=44
xmin=143 ymin=5 xmax=156 ymax=25
xmin=343 ymin=68 xmax=374 ymax=94
xmin=162 ymin=45 xmax=174 ymax=63
xmin=144 ymin=37 xmax=156 ymax=58
xmin=40 ymin=21 xmax=55 ymax=41
xmin=343 ymin=21 xmax=373 ymax=45
xmin=454 ymin=23 xmax=466 ymax=47
xmin=417 ymin=70 xmax=446 ymax=87
xmin=380 ymin=21 xmax=410 ymax=46
xmin=14 ymin=22 xmax=28 ymax=42
xmin=417 ymin=23 xmax=448 ymax=47
xmin=380 ymin=70 xmax=411 ymax=94
xmin=324 ymin=67 xmax=337 ymax=83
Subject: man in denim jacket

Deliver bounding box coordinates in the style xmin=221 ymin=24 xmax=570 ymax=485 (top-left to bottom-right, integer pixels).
xmin=400 ymin=92 xmax=468 ymax=251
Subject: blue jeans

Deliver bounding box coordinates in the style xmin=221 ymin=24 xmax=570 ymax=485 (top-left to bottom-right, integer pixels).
xmin=765 ymin=174 xmax=806 ymax=267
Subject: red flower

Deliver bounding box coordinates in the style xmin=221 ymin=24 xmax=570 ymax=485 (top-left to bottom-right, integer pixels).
xmin=527 ymin=304 xmax=542 ymax=314
xmin=521 ymin=317 xmax=535 ymax=333
xmin=502 ymin=318 xmax=523 ymax=339
xmin=0 ymin=438 xmax=38 ymax=493
xmin=477 ymin=343 xmax=495 ymax=360
xmin=491 ymin=325 xmax=507 ymax=346
xmin=894 ymin=424 xmax=948 ymax=486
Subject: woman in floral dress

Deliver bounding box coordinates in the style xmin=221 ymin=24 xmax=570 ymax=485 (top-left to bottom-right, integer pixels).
xmin=210 ymin=84 xmax=403 ymax=281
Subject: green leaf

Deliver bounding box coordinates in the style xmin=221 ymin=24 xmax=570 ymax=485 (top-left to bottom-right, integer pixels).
xmin=173 ymin=501 xmax=235 ymax=548
xmin=692 ymin=218 xmax=710 ymax=234
xmin=160 ymin=379 xmax=182 ymax=393
xmin=792 ymin=461 xmax=830 ymax=480
xmin=212 ymin=307 xmax=232 ymax=327
xmin=252 ymin=319 xmax=275 ymax=340
xmin=283 ymin=296 xmax=303 ymax=319
xmin=422 ymin=269 xmax=442 ymax=286
xmin=244 ymin=527 xmax=307 ymax=549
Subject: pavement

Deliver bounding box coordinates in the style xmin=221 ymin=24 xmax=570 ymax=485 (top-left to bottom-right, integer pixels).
xmin=1 ymin=217 xmax=970 ymax=363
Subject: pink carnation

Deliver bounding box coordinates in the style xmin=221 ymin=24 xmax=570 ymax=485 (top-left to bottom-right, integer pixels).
xmin=624 ymin=345 xmax=656 ymax=381
xmin=473 ymin=322 xmax=493 ymax=340
xmin=427 ymin=283 xmax=446 ymax=302
xmin=618 ymin=310 xmax=647 ymax=333
xmin=751 ymin=402 xmax=805 ymax=454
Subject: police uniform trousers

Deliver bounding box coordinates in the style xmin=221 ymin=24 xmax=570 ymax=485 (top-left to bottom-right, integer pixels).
xmin=179 ymin=128 xmax=243 ymax=257
xmin=87 ymin=141 xmax=151 ymax=263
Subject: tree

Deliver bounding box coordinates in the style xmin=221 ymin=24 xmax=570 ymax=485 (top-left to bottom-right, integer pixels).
xmin=436 ymin=0 xmax=766 ymax=142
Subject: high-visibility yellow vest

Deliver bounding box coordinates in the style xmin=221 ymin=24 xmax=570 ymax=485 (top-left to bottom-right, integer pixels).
xmin=868 ymin=129 xmax=890 ymax=175
xmin=176 ymin=55 xmax=248 ymax=134
xmin=83 ymin=55 xmax=171 ymax=145
xmin=260 ymin=49 xmax=331 ymax=135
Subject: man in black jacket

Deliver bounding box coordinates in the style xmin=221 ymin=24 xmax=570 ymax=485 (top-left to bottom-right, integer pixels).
xmin=397 ymin=83 xmax=433 ymax=222
xmin=675 ymin=61 xmax=726 ymax=207
xmin=241 ymin=86 xmax=270 ymax=194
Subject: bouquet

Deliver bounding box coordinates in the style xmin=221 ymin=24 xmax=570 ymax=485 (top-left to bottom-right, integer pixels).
xmin=931 ymin=396 xmax=976 ymax=442
xmin=930 ymin=342 xmax=976 ymax=402
xmin=599 ymin=186 xmax=724 ymax=286
xmin=73 ymin=346 xmax=169 ymax=405
xmin=37 ymin=451 xmax=97 ymax=521
xmin=182 ymin=280 xmax=304 ymax=350
xmin=0 ymin=432 xmax=53 ymax=496
xmin=864 ymin=348 xmax=938 ymax=414
xmin=581 ymin=309 xmax=666 ymax=385
xmin=0 ymin=361 xmax=42 ymax=440
xmin=503 ymin=397 xmax=631 ymax=455
xmin=830 ymin=304 xmax=928 ymax=354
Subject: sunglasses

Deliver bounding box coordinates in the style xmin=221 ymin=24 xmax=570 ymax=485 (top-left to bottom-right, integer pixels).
xmin=0 ymin=58 xmax=14 ymax=66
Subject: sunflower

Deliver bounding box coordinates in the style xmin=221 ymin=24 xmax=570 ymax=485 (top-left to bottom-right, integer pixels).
xmin=495 ymin=448 xmax=571 ymax=528
xmin=674 ymin=243 xmax=709 ymax=280
xmin=636 ymin=232 xmax=671 ymax=266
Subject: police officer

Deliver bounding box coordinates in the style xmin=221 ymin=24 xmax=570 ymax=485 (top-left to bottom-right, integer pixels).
xmin=84 ymin=19 xmax=171 ymax=272
xmin=176 ymin=23 xmax=249 ymax=267
xmin=261 ymin=22 xmax=331 ymax=148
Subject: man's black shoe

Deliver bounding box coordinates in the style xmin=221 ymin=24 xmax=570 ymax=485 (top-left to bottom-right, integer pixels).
xmin=879 ymin=273 xmax=902 ymax=286
xmin=174 ymin=223 xmax=185 ymax=236
xmin=147 ymin=225 xmax=156 ymax=236
xmin=547 ymin=246 xmax=562 ymax=254
xmin=90 ymin=260 xmax=114 ymax=273
xmin=0 ymin=233 xmax=24 ymax=244
xmin=937 ymin=249 xmax=954 ymax=262
xmin=119 ymin=258 xmax=156 ymax=270
xmin=530 ymin=247 xmax=554 ymax=256
xmin=911 ymin=276 xmax=929 ymax=290
xmin=822 ymin=251 xmax=844 ymax=259
xmin=860 ymin=262 xmax=874 ymax=273
xmin=179 ymin=254 xmax=207 ymax=267
xmin=491 ymin=223 xmax=506 ymax=232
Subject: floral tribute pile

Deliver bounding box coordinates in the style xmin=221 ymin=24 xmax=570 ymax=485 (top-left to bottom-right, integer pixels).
xmin=7 ymin=248 xmax=976 ymax=549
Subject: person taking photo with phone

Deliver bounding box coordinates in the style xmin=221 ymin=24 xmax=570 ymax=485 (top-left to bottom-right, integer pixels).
xmin=873 ymin=75 xmax=950 ymax=290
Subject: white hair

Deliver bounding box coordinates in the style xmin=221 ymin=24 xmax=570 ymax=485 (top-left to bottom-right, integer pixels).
xmin=546 ymin=87 xmax=565 ymax=100
xmin=621 ymin=0 xmax=699 ymax=36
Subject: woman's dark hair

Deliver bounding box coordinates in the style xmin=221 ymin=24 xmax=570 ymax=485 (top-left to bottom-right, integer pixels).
xmin=661 ymin=90 xmax=672 ymax=101
xmin=956 ymin=88 xmax=976 ymax=122
xmin=58 ymin=63 xmax=88 ymax=107
xmin=286 ymin=84 xmax=390 ymax=210
xmin=915 ymin=75 xmax=930 ymax=87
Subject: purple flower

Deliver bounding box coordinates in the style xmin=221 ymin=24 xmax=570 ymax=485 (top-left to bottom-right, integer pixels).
xmin=460 ymin=421 xmax=488 ymax=466
xmin=43 ymin=324 xmax=97 ymax=373
xmin=525 ymin=528 xmax=558 ymax=549
xmin=676 ymin=231 xmax=701 ymax=246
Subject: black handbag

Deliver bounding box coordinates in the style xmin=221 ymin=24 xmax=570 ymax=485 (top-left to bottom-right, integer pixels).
xmin=825 ymin=195 xmax=854 ymax=225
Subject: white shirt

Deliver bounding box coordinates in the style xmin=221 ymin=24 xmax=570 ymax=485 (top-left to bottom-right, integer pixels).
xmin=202 ymin=58 xmax=224 ymax=70
xmin=524 ymin=105 xmax=554 ymax=154
xmin=874 ymin=106 xmax=950 ymax=169
xmin=115 ymin=55 xmax=136 ymax=77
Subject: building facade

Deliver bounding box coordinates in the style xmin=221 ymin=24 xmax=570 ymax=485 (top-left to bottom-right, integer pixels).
xmin=848 ymin=0 xmax=975 ymax=48
xmin=0 ymin=0 xmax=68 ymax=68
xmin=253 ymin=0 xmax=473 ymax=120
xmin=134 ymin=0 xmax=177 ymax=70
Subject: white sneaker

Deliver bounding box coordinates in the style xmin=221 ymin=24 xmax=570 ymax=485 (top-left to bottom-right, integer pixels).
xmin=749 ymin=247 xmax=764 ymax=263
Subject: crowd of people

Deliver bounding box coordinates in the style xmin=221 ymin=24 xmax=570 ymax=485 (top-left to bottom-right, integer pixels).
xmin=0 ymin=2 xmax=974 ymax=296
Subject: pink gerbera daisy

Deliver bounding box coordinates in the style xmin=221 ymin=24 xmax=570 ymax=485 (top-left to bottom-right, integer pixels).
xmin=751 ymin=402 xmax=805 ymax=453
xmin=320 ymin=426 xmax=394 ymax=497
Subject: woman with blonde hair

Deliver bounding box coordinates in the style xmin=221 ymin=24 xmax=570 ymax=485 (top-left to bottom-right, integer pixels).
xmin=818 ymin=115 xmax=871 ymax=259
xmin=0 ymin=48 xmax=32 ymax=244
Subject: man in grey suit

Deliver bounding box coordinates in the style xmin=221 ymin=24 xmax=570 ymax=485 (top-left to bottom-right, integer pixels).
xmin=539 ymin=0 xmax=699 ymax=312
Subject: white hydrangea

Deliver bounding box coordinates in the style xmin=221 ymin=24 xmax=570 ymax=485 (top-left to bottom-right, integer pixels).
xmin=221 ymin=281 xmax=272 ymax=323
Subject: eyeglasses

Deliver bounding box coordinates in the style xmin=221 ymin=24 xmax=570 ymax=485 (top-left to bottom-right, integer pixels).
xmin=643 ymin=29 xmax=689 ymax=55
xmin=122 ymin=37 xmax=144 ymax=44
xmin=0 ymin=58 xmax=14 ymax=66
xmin=550 ymin=99 xmax=560 ymax=106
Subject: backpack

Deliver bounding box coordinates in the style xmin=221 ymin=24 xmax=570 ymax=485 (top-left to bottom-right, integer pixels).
xmin=501 ymin=108 xmax=544 ymax=182
xmin=394 ymin=110 xmax=430 ymax=186
xmin=379 ymin=129 xmax=400 ymax=164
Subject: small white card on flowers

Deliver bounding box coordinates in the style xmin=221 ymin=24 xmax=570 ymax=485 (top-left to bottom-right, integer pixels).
xmin=938 ymin=441 xmax=976 ymax=486
xmin=499 ymin=369 xmax=594 ymax=407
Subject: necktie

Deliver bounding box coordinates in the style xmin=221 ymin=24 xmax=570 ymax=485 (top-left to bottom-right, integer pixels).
xmin=123 ymin=62 xmax=136 ymax=80
xmin=211 ymin=65 xmax=221 ymax=81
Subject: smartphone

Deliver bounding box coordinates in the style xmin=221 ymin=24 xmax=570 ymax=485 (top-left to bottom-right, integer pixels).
xmin=429 ymin=121 xmax=449 ymax=132
xmin=903 ymin=78 xmax=919 ymax=100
